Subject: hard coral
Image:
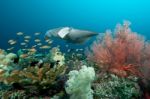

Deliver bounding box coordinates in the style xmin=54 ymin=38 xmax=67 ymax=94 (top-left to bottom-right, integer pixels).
xmin=93 ymin=73 xmax=141 ymax=99
xmin=0 ymin=64 xmax=67 ymax=97
xmin=87 ymin=21 xmax=150 ymax=78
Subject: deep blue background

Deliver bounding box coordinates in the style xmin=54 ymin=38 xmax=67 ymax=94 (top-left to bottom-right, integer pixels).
xmin=0 ymin=0 xmax=150 ymax=50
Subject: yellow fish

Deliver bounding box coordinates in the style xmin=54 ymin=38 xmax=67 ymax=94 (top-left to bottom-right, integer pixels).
xmin=24 ymin=36 xmax=31 ymax=39
xmin=34 ymin=32 xmax=41 ymax=36
xmin=16 ymin=32 xmax=24 ymax=36
xmin=34 ymin=39 xmax=41 ymax=43
xmin=40 ymin=45 xmax=50 ymax=49
xmin=20 ymin=42 xmax=27 ymax=46
xmin=24 ymin=39 xmax=30 ymax=43
xmin=37 ymin=43 xmax=42 ymax=46
xmin=7 ymin=47 xmax=14 ymax=51
xmin=8 ymin=40 xmax=17 ymax=45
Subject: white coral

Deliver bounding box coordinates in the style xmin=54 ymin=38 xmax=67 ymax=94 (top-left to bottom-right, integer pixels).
xmin=50 ymin=47 xmax=65 ymax=66
xmin=65 ymin=65 xmax=95 ymax=99
xmin=0 ymin=50 xmax=17 ymax=68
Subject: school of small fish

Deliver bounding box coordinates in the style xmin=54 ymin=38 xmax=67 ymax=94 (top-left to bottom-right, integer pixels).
xmin=7 ymin=32 xmax=51 ymax=51
xmin=7 ymin=31 xmax=85 ymax=53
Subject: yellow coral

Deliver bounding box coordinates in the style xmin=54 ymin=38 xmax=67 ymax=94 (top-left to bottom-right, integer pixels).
xmin=1 ymin=64 xmax=67 ymax=88
xmin=0 ymin=52 xmax=17 ymax=66
xmin=50 ymin=47 xmax=65 ymax=66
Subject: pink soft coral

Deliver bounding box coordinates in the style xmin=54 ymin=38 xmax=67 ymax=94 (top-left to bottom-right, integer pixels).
xmin=87 ymin=21 xmax=150 ymax=78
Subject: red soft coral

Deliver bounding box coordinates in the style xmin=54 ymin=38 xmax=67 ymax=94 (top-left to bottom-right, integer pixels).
xmin=87 ymin=21 xmax=150 ymax=78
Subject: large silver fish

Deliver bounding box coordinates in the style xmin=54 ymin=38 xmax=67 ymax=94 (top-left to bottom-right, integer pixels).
xmin=45 ymin=27 xmax=98 ymax=44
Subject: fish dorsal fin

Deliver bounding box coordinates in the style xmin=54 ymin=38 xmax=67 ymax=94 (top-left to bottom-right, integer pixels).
xmin=58 ymin=27 xmax=70 ymax=39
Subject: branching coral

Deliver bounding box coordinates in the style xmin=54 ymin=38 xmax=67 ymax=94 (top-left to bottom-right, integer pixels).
xmin=0 ymin=64 xmax=67 ymax=97
xmin=0 ymin=47 xmax=69 ymax=97
xmin=87 ymin=21 xmax=150 ymax=78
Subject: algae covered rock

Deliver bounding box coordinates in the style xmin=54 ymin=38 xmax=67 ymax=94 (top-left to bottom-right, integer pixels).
xmin=65 ymin=65 xmax=95 ymax=99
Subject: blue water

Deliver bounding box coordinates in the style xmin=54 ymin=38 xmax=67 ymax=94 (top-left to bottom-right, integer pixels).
xmin=0 ymin=0 xmax=150 ymax=51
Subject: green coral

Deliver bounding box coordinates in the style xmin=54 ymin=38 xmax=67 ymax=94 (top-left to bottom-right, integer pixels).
xmin=93 ymin=73 xmax=141 ymax=99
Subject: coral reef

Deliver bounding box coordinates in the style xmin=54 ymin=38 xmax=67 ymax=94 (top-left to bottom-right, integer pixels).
xmin=93 ymin=73 xmax=141 ymax=99
xmin=0 ymin=47 xmax=68 ymax=98
xmin=65 ymin=65 xmax=95 ymax=99
xmin=1 ymin=21 xmax=150 ymax=98
xmin=0 ymin=64 xmax=67 ymax=97
xmin=87 ymin=21 xmax=150 ymax=98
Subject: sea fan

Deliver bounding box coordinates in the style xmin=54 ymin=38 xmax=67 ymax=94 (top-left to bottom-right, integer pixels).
xmin=86 ymin=21 xmax=150 ymax=78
